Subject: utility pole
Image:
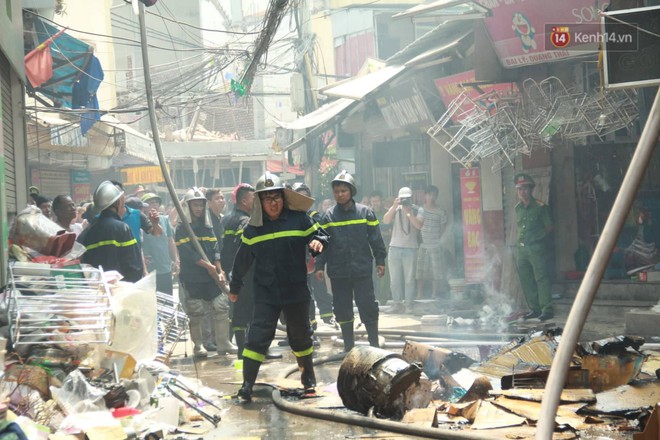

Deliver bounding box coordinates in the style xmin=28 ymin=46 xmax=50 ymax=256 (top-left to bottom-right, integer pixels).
xmin=294 ymin=0 xmax=322 ymax=195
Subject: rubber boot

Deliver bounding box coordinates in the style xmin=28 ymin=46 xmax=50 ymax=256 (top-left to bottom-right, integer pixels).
xmin=339 ymin=322 xmax=354 ymax=352
xmin=189 ymin=320 xmax=207 ymax=359
xmin=296 ymin=354 xmax=316 ymax=391
xmin=365 ymin=321 xmax=380 ymax=348
xmin=215 ymin=317 xmax=238 ymax=355
xmin=237 ymin=357 xmax=261 ymax=403
xmin=234 ymin=328 xmax=246 ymax=360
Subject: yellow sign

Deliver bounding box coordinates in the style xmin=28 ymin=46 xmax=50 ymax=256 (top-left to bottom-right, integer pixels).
xmin=121 ymin=165 xmax=168 ymax=185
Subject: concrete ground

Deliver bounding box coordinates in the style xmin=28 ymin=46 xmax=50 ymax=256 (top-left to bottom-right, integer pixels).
xmin=163 ymin=296 xmax=642 ymax=439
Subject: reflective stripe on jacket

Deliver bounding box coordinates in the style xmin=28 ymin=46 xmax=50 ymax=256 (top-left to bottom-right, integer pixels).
xmin=315 ymin=201 xmax=387 ymax=279
xmin=230 ymin=208 xmax=329 ymax=305
xmin=175 ymin=219 xmax=220 ymax=286
xmin=78 ymin=210 xmax=143 ymax=282
xmin=220 ymin=208 xmax=250 ymax=274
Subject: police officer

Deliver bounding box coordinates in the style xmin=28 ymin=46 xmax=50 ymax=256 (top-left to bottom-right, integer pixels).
xmin=292 ymin=182 xmax=335 ymax=329
xmin=221 ymin=183 xmax=256 ymax=359
xmin=176 ymin=188 xmax=237 ymax=358
xmin=315 ymin=171 xmax=387 ymax=351
xmin=514 ymin=173 xmax=554 ymax=321
xmin=229 ymin=172 xmax=328 ymax=402
xmin=78 ymin=181 xmax=142 ymax=282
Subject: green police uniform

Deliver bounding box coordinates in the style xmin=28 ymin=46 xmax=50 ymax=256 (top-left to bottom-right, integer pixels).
xmin=514 ymin=174 xmax=553 ymax=317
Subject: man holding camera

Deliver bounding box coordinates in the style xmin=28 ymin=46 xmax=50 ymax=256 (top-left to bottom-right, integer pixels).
xmin=383 ymin=187 xmax=421 ymax=314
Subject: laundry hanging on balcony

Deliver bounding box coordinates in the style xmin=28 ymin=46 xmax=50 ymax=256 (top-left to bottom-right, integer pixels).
xmin=24 ymin=27 xmax=67 ymax=88
xmin=26 ymin=16 xmax=103 ymax=135
xmin=72 ymin=55 xmax=104 ymax=136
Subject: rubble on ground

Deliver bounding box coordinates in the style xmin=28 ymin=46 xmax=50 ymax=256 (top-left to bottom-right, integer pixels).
xmin=300 ymin=332 xmax=660 ymax=438
xmin=1 ymin=231 xmax=221 ymax=438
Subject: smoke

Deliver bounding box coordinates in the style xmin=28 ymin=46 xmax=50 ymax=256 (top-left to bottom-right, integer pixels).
xmin=478 ymin=244 xmax=515 ymax=332
xmin=479 ymin=284 xmax=514 ymax=333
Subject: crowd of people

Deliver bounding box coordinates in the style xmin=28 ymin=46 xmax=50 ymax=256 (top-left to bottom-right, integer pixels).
xmin=26 ymin=171 xmax=452 ymax=401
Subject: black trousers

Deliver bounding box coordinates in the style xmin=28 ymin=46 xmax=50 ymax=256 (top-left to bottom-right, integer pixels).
xmin=330 ymin=276 xmax=379 ymax=326
xmin=231 ymin=266 xmax=255 ymax=330
xmin=245 ymin=300 xmax=313 ymax=356
xmin=156 ymin=272 xmax=173 ymax=295
xmin=308 ymin=273 xmax=333 ymax=321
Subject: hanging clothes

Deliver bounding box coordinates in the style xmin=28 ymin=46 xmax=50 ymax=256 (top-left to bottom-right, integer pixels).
xmin=72 ymin=55 xmax=104 ymax=135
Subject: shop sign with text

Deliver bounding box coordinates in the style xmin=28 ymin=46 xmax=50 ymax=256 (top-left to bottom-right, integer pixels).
xmin=71 ymin=170 xmax=91 ymax=203
xmin=121 ymin=166 xmax=167 ymax=186
xmin=479 ymin=0 xmax=608 ymax=68
xmin=460 ymin=168 xmax=484 ymax=283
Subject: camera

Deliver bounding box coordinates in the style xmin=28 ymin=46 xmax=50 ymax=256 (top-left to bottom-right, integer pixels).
xmin=401 ymin=198 xmax=411 ymax=206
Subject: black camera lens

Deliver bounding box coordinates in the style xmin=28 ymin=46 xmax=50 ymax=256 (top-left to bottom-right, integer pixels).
xmin=401 ymin=198 xmax=411 ymax=206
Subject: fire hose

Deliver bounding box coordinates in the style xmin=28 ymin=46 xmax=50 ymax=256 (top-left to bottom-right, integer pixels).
xmin=272 ymin=353 xmax=495 ymax=440
xmin=137 ymin=2 xmax=228 ymax=294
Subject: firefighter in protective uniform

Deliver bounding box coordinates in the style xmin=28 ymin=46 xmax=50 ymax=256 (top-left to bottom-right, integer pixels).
xmin=175 ymin=188 xmax=237 ymax=358
xmin=315 ymin=171 xmax=387 ymax=351
xmin=79 ymin=181 xmax=142 ymax=282
xmin=229 ymin=172 xmax=329 ymax=402
xmin=292 ymin=182 xmax=335 ymax=329
xmin=221 ymin=183 xmax=256 ymax=359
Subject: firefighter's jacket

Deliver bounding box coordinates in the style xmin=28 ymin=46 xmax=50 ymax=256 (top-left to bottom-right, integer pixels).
xmin=315 ymin=201 xmax=387 ymax=279
xmin=175 ymin=219 xmax=221 ymax=300
xmin=220 ymin=208 xmax=250 ymax=275
xmin=230 ymin=208 xmax=329 ymax=305
xmin=78 ymin=210 xmax=142 ymax=282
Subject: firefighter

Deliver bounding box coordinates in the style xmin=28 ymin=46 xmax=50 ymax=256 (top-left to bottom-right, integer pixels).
xmin=221 ymin=183 xmax=256 ymax=359
xmin=79 ymin=181 xmax=142 ymax=282
xmin=315 ymin=171 xmax=387 ymax=351
xmin=292 ymin=182 xmax=335 ymax=330
xmin=229 ymin=172 xmax=328 ymax=402
xmin=176 ymin=188 xmax=237 ymax=358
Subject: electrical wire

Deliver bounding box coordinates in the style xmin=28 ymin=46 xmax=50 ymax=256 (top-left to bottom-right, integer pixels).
xmin=115 ymin=0 xmax=261 ymax=35
xmin=25 ymin=9 xmax=248 ymax=53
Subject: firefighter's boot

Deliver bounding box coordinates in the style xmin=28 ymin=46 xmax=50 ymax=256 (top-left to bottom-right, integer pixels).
xmin=189 ymin=320 xmax=207 ymax=359
xmin=339 ymin=322 xmax=354 ymax=352
xmin=233 ymin=328 xmax=246 ymax=360
xmin=237 ymin=357 xmax=261 ymax=403
xmin=296 ymin=354 xmax=317 ymax=392
xmin=215 ymin=315 xmax=238 ymax=355
xmin=365 ymin=320 xmax=380 ymax=348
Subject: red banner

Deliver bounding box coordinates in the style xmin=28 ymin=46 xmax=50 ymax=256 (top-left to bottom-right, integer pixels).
xmin=460 ymin=168 xmax=484 ymax=283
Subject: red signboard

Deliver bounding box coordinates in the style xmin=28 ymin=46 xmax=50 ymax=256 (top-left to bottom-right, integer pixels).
xmin=460 ymin=168 xmax=484 ymax=283
xmin=71 ymin=170 xmax=91 ymax=204
xmin=434 ymin=70 xmax=517 ymax=115
xmin=479 ymin=0 xmax=607 ymax=68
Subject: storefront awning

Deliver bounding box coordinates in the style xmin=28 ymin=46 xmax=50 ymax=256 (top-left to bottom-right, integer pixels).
xmin=27 ymin=16 xmax=94 ymax=108
xmin=319 ymin=65 xmax=407 ymax=100
xmin=275 ymin=98 xmax=360 ymax=152
xmin=387 ymin=21 xmax=473 ymax=66
xmin=392 ymin=0 xmax=490 ymax=20
xmin=277 ymin=98 xmax=356 ymax=130
xmin=98 ymin=115 xmax=158 ymax=166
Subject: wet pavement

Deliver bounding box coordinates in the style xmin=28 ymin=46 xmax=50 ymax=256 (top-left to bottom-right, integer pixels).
xmin=165 ymin=298 xmax=629 ymax=439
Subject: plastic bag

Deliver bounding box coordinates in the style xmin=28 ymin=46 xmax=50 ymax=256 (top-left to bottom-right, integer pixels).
xmin=9 ymin=206 xmax=76 ymax=257
xmin=50 ymin=369 xmax=107 ymax=415
xmin=110 ymin=272 xmax=158 ymax=362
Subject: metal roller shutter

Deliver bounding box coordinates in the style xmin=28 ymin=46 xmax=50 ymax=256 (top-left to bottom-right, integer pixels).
xmin=1 ymin=52 xmax=16 ymax=214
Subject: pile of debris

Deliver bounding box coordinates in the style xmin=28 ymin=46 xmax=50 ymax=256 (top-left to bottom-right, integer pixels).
xmin=0 ymin=207 xmax=223 ymax=438
xmin=327 ymin=332 xmax=659 ymax=439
